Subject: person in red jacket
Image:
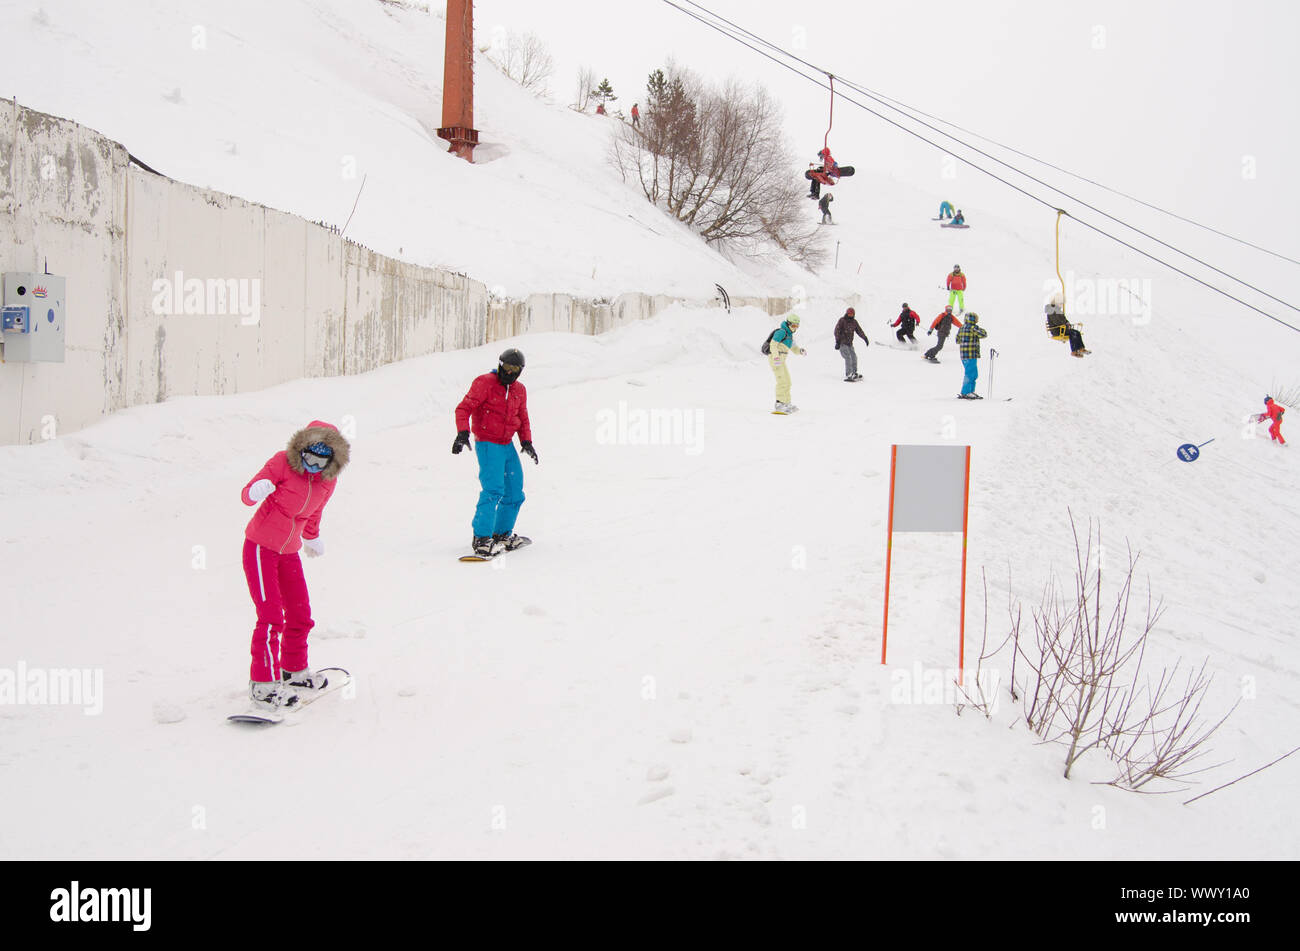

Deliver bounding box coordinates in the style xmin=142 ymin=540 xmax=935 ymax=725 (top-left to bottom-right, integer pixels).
xmin=240 ymin=420 xmax=351 ymax=711
xmin=946 ymin=264 xmax=967 ymax=312
xmin=891 ymin=303 xmax=920 ymax=345
xmin=454 ymin=348 xmax=539 ymax=556
xmin=1257 ymin=396 xmax=1287 ymax=445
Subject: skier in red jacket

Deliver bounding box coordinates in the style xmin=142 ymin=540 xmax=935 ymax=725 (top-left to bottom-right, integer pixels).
xmin=454 ymin=348 xmax=539 ymax=556
xmin=1257 ymin=396 xmax=1286 ymax=445
xmin=240 ymin=420 xmax=351 ymax=711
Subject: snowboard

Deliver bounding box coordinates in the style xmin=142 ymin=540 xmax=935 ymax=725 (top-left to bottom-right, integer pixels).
xmin=804 ymin=166 xmax=855 ymax=184
xmin=459 ymin=537 xmax=532 ymax=562
xmin=941 ymin=223 xmax=970 ymax=229
xmin=228 ymin=667 xmax=352 ymax=725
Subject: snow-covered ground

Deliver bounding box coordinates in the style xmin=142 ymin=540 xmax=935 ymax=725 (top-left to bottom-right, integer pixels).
xmin=2 ymin=0 xmax=819 ymax=300
xmin=1 ymin=0 xmax=1298 ymax=859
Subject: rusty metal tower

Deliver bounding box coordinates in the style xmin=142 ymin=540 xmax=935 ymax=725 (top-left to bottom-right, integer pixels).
xmin=437 ymin=0 xmax=479 ymax=162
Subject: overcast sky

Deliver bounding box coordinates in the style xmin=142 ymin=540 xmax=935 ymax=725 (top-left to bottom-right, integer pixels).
xmin=475 ymin=0 xmax=1300 ymax=278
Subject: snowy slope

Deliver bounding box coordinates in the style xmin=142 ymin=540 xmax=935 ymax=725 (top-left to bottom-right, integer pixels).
xmin=2 ymin=0 xmax=819 ymax=299
xmin=1 ymin=227 xmax=1297 ymax=859
xmin=1 ymin=1 xmax=1298 ymax=860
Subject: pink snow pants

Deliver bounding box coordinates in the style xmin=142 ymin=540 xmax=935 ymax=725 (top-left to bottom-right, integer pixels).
xmin=242 ymin=539 xmax=314 ymax=682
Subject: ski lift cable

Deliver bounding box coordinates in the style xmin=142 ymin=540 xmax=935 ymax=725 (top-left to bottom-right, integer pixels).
xmin=661 ymin=0 xmax=1300 ymax=334
xmin=672 ymin=0 xmax=1299 ymax=315
xmin=835 ymin=82 xmax=1300 ymax=269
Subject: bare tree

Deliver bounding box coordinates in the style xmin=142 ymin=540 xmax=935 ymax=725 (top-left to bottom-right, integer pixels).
xmin=572 ymin=65 xmax=595 ymax=113
xmin=611 ymin=63 xmax=826 ymax=268
xmin=489 ymin=30 xmax=553 ymax=95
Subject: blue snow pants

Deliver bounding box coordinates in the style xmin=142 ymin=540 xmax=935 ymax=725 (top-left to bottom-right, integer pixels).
xmin=472 ymin=440 xmax=525 ymax=538
xmin=960 ymin=357 xmax=979 ymax=396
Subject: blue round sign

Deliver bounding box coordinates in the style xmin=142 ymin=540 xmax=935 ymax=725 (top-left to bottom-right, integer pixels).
xmin=1177 ymin=443 xmax=1200 ymax=462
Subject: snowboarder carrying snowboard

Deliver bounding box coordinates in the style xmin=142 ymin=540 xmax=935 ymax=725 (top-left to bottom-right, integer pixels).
xmin=239 ymin=420 xmax=351 ymax=713
xmin=946 ymin=265 xmax=967 ymax=311
xmin=454 ymin=349 xmax=538 ymax=557
xmin=892 ymin=304 xmax=920 ymax=345
xmin=833 ymin=307 xmax=869 ymax=381
xmin=923 ymin=306 xmax=962 ymax=362
xmin=769 ymin=314 xmax=807 ymax=412
xmin=1257 ymin=396 xmax=1287 ymax=445
xmin=955 ymin=313 xmax=988 ymax=399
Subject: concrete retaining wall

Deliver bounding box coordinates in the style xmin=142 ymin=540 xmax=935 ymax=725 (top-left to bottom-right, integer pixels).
xmin=0 ymin=101 xmax=799 ymax=446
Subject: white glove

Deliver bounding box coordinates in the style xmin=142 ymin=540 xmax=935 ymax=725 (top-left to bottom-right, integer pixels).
xmin=302 ymin=536 xmax=325 ymax=558
xmin=248 ymin=479 xmax=275 ymax=502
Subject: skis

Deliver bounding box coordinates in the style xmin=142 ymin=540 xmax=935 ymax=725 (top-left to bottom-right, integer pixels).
xmin=459 ymin=537 xmax=532 ymax=562
xmin=228 ymin=667 xmax=351 ymax=725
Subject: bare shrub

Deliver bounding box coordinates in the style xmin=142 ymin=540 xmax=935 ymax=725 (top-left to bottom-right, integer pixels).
xmin=611 ymin=63 xmax=826 ymax=268
xmin=1007 ymin=513 xmax=1236 ymax=791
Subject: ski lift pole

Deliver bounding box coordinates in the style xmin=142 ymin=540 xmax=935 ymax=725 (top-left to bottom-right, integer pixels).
xmin=989 ymin=348 xmax=998 ymax=399
xmin=1055 ymin=209 xmax=1067 ymax=310
xmin=824 ymin=74 xmax=835 ymax=152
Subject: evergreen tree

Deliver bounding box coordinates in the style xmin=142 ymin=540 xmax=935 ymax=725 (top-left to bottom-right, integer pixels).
xmin=591 ymin=77 xmax=617 ymax=106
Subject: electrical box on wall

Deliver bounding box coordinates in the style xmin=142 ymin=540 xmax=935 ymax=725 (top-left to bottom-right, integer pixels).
xmin=2 ymin=273 xmax=66 ymax=362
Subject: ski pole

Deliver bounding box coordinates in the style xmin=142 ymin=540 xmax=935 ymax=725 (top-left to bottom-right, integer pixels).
xmin=988 ymin=349 xmax=999 ymax=399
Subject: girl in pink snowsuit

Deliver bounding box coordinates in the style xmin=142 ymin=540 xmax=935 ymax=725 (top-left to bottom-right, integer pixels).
xmin=240 ymin=420 xmax=351 ymax=705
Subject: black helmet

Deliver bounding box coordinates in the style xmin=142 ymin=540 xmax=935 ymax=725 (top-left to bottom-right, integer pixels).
xmin=497 ymin=348 xmax=525 ymax=384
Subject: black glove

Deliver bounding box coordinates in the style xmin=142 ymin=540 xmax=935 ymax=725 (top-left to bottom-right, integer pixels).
xmin=520 ymin=440 xmax=539 ymax=464
xmin=927 ymin=329 xmax=933 ymax=336
xmin=452 ymin=430 xmax=471 ymax=454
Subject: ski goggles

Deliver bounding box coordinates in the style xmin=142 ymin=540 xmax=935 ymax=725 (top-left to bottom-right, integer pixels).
xmin=501 ymin=363 xmax=523 ymax=375
xmin=301 ymin=449 xmax=332 ymax=473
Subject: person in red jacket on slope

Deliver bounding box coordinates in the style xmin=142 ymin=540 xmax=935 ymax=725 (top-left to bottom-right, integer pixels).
xmin=454 ymin=348 xmax=539 ymax=556
xmin=1257 ymin=396 xmax=1287 ymax=445
xmin=239 ymin=420 xmax=351 ymax=711
xmin=946 ymin=264 xmax=967 ymax=311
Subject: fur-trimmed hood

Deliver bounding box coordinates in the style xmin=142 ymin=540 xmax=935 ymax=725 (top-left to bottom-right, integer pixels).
xmin=286 ymin=420 xmax=350 ymax=480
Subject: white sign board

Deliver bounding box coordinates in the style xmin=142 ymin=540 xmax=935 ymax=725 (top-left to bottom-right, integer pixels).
xmin=890 ymin=445 xmax=969 ymax=533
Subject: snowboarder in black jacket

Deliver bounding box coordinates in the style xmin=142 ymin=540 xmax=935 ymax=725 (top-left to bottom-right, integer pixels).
xmin=833 ymin=307 xmax=869 ymax=381
xmin=891 ymin=303 xmax=919 ymax=345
